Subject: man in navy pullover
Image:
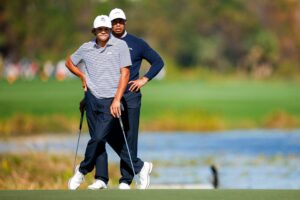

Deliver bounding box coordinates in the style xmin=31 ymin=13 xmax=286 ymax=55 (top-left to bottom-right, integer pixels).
xmin=107 ymin=8 xmax=164 ymax=189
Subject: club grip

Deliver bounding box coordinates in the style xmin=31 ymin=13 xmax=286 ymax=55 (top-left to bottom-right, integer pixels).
xmin=120 ymin=103 xmax=124 ymax=112
xmin=79 ymin=111 xmax=84 ymax=130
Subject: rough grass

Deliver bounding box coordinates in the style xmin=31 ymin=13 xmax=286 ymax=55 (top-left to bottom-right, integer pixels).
xmin=0 ymin=153 xmax=120 ymax=189
xmin=0 ymin=114 xmax=79 ymax=137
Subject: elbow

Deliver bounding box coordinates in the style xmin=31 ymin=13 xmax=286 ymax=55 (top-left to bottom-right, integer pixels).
xmin=160 ymin=58 xmax=165 ymax=69
xmin=154 ymin=56 xmax=164 ymax=70
xmin=65 ymin=56 xmax=71 ymax=69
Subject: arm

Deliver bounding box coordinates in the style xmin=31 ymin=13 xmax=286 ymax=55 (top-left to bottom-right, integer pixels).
xmin=65 ymin=56 xmax=87 ymax=91
xmin=129 ymin=41 xmax=164 ymax=92
xmin=110 ymin=66 xmax=130 ymax=118
xmin=142 ymin=43 xmax=164 ymax=81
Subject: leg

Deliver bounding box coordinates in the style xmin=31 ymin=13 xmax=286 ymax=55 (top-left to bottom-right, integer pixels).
xmin=119 ymin=92 xmax=152 ymax=189
xmin=105 ymin=93 xmax=143 ymax=185
xmin=119 ymin=105 xmax=144 ymax=184
xmin=106 ymin=110 xmax=143 ymax=183
xmin=68 ymin=92 xmax=112 ymax=190
xmin=79 ymin=92 xmax=113 ymax=184
xmin=94 ymin=122 xmax=121 ymax=181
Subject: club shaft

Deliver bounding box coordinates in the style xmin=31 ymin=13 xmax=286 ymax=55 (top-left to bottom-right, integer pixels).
xmin=118 ymin=116 xmax=138 ymax=185
xmin=73 ymin=111 xmax=84 ymax=172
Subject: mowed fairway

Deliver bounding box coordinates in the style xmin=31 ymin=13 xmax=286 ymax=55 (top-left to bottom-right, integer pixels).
xmin=0 ymin=79 xmax=84 ymax=117
xmin=0 ymin=190 xmax=299 ymax=200
xmin=1 ymin=79 xmax=300 ymax=131
xmin=141 ymin=79 xmax=300 ymax=120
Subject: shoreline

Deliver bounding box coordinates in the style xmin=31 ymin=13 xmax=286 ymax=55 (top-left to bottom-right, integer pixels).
xmin=1 ymin=127 xmax=300 ymax=140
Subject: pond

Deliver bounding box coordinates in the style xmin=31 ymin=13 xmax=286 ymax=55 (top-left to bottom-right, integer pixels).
xmin=1 ymin=129 xmax=299 ymax=189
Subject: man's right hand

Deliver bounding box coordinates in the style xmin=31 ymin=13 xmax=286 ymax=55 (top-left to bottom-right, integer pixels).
xmin=65 ymin=56 xmax=86 ymax=92
xmin=80 ymin=75 xmax=87 ymax=92
xmin=79 ymin=98 xmax=86 ymax=114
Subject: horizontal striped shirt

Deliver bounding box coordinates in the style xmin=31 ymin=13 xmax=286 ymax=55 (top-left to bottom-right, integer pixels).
xmin=70 ymin=35 xmax=131 ymax=99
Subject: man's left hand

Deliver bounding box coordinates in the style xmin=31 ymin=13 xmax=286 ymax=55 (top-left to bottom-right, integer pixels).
xmin=128 ymin=77 xmax=149 ymax=92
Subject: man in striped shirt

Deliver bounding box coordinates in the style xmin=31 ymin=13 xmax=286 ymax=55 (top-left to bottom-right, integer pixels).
xmin=66 ymin=15 xmax=131 ymax=190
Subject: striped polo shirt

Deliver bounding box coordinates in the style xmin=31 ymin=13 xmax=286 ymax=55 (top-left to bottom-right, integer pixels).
xmin=70 ymin=35 xmax=131 ymax=99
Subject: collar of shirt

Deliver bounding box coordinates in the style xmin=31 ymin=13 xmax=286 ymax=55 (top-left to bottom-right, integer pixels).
xmin=120 ymin=31 xmax=127 ymax=38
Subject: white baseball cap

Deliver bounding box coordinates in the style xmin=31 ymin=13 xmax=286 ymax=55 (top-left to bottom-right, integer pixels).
xmin=93 ymin=15 xmax=112 ymax=29
xmin=109 ymin=8 xmax=126 ymax=21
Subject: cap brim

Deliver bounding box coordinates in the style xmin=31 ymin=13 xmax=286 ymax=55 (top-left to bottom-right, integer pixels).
xmin=110 ymin=17 xmax=126 ymax=21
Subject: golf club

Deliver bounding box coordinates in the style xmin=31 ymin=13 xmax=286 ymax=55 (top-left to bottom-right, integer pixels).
xmin=73 ymin=110 xmax=84 ymax=173
xmin=118 ymin=104 xmax=139 ymax=186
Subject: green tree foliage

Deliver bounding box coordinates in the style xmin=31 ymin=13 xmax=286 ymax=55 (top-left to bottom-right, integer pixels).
xmin=1 ymin=0 xmax=300 ymax=72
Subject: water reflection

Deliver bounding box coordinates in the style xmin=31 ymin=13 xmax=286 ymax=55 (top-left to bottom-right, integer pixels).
xmin=0 ymin=129 xmax=299 ymax=189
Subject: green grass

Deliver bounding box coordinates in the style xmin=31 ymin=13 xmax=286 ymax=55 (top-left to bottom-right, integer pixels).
xmin=141 ymin=79 xmax=300 ymax=130
xmin=0 ymin=78 xmax=300 ymax=133
xmin=141 ymin=79 xmax=300 ymax=120
xmin=0 ymin=79 xmax=83 ymax=117
xmin=0 ymin=190 xmax=299 ymax=200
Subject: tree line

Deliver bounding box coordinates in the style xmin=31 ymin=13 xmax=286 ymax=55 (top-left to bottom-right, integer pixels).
xmin=1 ymin=0 xmax=300 ymax=75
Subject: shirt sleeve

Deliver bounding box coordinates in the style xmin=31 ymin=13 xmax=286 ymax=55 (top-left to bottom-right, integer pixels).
xmin=70 ymin=45 xmax=84 ymax=66
xmin=119 ymin=41 xmax=132 ymax=68
xmin=141 ymin=40 xmax=164 ymax=80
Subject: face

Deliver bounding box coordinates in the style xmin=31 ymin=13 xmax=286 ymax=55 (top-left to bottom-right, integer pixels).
xmin=94 ymin=27 xmax=110 ymax=42
xmin=111 ymin=18 xmax=126 ymax=37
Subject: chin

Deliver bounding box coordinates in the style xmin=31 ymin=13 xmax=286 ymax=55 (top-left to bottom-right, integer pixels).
xmin=99 ymin=36 xmax=109 ymax=41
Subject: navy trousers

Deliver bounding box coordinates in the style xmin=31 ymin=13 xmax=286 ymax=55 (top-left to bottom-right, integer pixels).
xmin=94 ymin=91 xmax=144 ymax=185
xmin=107 ymin=91 xmax=144 ymax=184
xmin=79 ymin=90 xmax=116 ymax=184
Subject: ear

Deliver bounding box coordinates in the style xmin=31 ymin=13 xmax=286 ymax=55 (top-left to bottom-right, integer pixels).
xmin=91 ymin=28 xmax=96 ymax=35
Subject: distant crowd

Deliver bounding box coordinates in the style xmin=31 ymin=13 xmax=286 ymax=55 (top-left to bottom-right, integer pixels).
xmin=0 ymin=57 xmax=77 ymax=84
xmin=0 ymin=56 xmax=165 ymax=84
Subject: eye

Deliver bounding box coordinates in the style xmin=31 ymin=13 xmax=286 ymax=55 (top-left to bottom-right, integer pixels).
xmin=97 ymin=27 xmax=109 ymax=32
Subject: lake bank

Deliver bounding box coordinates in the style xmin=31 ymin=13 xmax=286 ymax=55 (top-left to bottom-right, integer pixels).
xmin=1 ymin=130 xmax=300 ymax=189
xmin=0 ymin=111 xmax=299 ymax=137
